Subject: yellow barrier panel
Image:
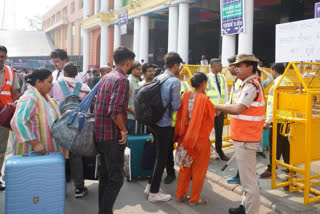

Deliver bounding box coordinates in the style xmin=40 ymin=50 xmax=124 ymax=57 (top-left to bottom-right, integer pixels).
xmin=271 ymin=62 xmax=320 ymax=205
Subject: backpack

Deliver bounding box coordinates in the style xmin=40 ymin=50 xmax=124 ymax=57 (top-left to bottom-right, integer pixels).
xmin=134 ymin=75 xmax=172 ymax=125
xmin=58 ymin=80 xmax=82 ymax=114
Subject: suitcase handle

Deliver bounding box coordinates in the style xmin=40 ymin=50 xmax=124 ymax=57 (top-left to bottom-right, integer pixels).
xmin=23 ymin=152 xmax=49 ymax=157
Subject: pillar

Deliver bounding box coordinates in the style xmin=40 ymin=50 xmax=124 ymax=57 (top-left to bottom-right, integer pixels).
xmin=100 ymin=24 xmax=109 ymax=66
xmin=133 ymin=17 xmax=140 ymax=60
xmin=82 ymin=0 xmax=91 ymax=73
xmin=221 ymin=35 xmax=236 ymax=66
xmin=168 ymin=6 xmax=178 ymax=52
xmin=114 ymin=24 xmax=120 ymax=50
xmin=177 ymin=3 xmax=189 ymax=64
xmin=238 ymin=0 xmax=253 ymax=54
xmin=101 ymin=0 xmax=109 ymax=13
xmin=114 ymin=0 xmax=122 ymax=10
xmin=94 ymin=0 xmax=100 ymax=15
xmin=139 ymin=16 xmax=149 ymax=63
xmin=84 ymin=0 xmax=91 ymax=18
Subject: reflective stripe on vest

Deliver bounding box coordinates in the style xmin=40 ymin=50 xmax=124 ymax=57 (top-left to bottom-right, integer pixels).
xmin=230 ymin=78 xmax=265 ymax=142
xmin=205 ymin=73 xmax=226 ymax=104
xmin=0 ymin=65 xmax=14 ymax=107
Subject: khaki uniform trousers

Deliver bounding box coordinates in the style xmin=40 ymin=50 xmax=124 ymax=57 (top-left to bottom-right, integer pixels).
xmin=233 ymin=140 xmax=260 ymax=214
xmin=0 ymin=126 xmax=10 ymax=177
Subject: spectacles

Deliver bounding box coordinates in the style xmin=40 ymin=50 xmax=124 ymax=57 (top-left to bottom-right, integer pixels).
xmin=50 ymin=60 xmax=60 ymax=65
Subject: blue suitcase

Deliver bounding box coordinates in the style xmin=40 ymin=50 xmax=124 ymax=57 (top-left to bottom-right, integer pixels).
xmin=4 ymin=152 xmax=65 ymax=214
xmin=125 ymin=135 xmax=153 ymax=181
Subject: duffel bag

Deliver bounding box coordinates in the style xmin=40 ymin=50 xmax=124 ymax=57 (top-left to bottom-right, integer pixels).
xmin=51 ymin=80 xmax=100 ymax=157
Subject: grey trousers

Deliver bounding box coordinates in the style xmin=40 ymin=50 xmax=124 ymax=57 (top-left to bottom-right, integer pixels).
xmin=69 ymin=152 xmax=84 ymax=188
xmin=0 ymin=126 xmax=10 ymax=177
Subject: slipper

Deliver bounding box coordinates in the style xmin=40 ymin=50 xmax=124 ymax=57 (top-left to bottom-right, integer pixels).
xmin=176 ymin=195 xmax=190 ymax=203
xmin=189 ymin=198 xmax=207 ymax=206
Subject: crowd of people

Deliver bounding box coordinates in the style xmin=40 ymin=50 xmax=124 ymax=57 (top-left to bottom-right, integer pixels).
xmin=0 ymin=44 xmax=293 ymax=214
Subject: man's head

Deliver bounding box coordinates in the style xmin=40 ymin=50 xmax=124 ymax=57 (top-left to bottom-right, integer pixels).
xmin=164 ymin=52 xmax=183 ymax=76
xmin=210 ymin=58 xmax=222 ymax=74
xmin=142 ymin=63 xmax=155 ymax=82
xmin=201 ymin=55 xmax=206 ymax=60
xmin=0 ymin=45 xmax=8 ymax=70
xmin=99 ymin=65 xmax=112 ymax=76
xmin=50 ymin=49 xmax=68 ymax=71
xmin=113 ymin=47 xmax=135 ymax=74
xmin=63 ymin=62 xmax=78 ymax=78
xmin=271 ymin=63 xmax=285 ymax=79
xmin=232 ymin=54 xmax=259 ymax=81
xmin=227 ymin=55 xmax=237 ymax=76
xmin=131 ymin=61 xmax=142 ymax=78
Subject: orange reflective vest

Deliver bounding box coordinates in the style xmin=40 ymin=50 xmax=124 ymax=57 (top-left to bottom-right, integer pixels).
xmin=230 ymin=78 xmax=265 ymax=142
xmin=0 ymin=65 xmax=14 ymax=108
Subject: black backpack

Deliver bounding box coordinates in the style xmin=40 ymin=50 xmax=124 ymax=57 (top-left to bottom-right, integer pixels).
xmin=134 ymin=75 xmax=172 ymax=125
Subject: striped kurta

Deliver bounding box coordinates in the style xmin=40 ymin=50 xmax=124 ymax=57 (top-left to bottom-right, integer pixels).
xmin=10 ymin=86 xmax=61 ymax=155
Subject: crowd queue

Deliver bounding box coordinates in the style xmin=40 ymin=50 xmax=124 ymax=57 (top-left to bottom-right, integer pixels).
xmin=0 ymin=44 xmax=292 ymax=214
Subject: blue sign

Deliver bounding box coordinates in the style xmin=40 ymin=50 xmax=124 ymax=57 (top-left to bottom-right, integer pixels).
xmin=315 ymin=2 xmax=320 ymax=18
xmin=220 ymin=0 xmax=244 ymax=36
xmin=118 ymin=9 xmax=128 ymax=25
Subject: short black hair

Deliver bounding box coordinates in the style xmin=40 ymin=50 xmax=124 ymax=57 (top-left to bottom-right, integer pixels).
xmin=164 ymin=52 xmax=183 ymax=68
xmin=227 ymin=56 xmax=236 ymax=64
xmin=25 ymin=68 xmax=52 ymax=86
xmin=0 ymin=45 xmax=7 ymax=54
xmin=155 ymin=68 xmax=164 ymax=77
xmin=63 ymin=62 xmax=78 ymax=77
xmin=113 ymin=47 xmax=135 ymax=65
xmin=50 ymin=49 xmax=68 ymax=60
xmin=210 ymin=58 xmax=221 ymax=66
xmin=142 ymin=63 xmax=154 ymax=73
xmin=132 ymin=61 xmax=141 ymax=70
xmin=271 ymin=63 xmax=285 ymax=74
xmin=191 ymin=72 xmax=208 ymax=88
xmin=242 ymin=61 xmax=258 ymax=74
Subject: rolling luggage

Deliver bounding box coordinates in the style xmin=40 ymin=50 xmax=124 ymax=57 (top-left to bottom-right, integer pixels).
xmin=4 ymin=152 xmax=65 ymax=214
xmin=125 ymin=134 xmax=153 ymax=181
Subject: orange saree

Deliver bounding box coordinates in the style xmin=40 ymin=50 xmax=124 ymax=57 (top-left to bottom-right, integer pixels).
xmin=175 ymin=91 xmax=215 ymax=203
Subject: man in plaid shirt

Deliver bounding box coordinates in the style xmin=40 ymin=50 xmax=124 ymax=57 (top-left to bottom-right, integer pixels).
xmin=94 ymin=47 xmax=135 ymax=214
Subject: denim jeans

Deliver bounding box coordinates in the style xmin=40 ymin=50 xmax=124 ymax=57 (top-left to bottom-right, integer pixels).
xmin=97 ymin=140 xmax=125 ymax=214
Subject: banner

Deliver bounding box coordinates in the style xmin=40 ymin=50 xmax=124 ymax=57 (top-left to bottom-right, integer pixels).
xmin=220 ymin=0 xmax=244 ymax=36
xmin=315 ymin=2 xmax=320 ymax=18
xmin=118 ymin=9 xmax=128 ymax=35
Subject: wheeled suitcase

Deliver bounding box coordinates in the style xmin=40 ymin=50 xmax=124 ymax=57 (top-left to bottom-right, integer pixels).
xmin=125 ymin=134 xmax=153 ymax=181
xmin=4 ymin=152 xmax=65 ymax=214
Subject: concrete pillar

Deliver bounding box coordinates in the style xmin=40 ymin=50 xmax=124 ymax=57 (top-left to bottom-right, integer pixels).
xmin=83 ymin=30 xmax=89 ymax=73
xmin=94 ymin=0 xmax=100 ymax=15
xmin=177 ymin=3 xmax=189 ymax=63
xmin=168 ymin=6 xmax=178 ymax=52
xmin=133 ymin=17 xmax=140 ymax=60
xmin=221 ymin=35 xmax=236 ymax=66
xmin=238 ymin=0 xmax=253 ymax=54
xmin=101 ymin=0 xmax=109 ymax=13
xmin=84 ymin=0 xmax=91 ymax=18
xmin=139 ymin=16 xmax=149 ymax=63
xmin=114 ymin=0 xmax=122 ymax=10
xmin=100 ymin=24 xmax=109 ymax=66
xmin=114 ymin=24 xmax=120 ymax=50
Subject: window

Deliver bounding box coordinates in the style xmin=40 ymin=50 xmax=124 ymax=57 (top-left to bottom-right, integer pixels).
xmin=79 ymin=0 xmax=84 ymax=9
xmin=71 ymin=23 xmax=75 ymax=55
xmin=71 ymin=1 xmax=75 ymax=14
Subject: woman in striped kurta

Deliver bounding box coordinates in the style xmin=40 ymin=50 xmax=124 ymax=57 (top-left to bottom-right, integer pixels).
xmin=10 ymin=68 xmax=65 ymax=156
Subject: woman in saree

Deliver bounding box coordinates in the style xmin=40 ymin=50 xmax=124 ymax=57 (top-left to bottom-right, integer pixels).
xmin=175 ymin=72 xmax=215 ymax=205
xmin=10 ymin=68 xmax=66 ymax=156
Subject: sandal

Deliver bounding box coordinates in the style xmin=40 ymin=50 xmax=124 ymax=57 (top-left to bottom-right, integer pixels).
xmin=176 ymin=195 xmax=190 ymax=203
xmin=189 ymin=198 xmax=208 ymax=206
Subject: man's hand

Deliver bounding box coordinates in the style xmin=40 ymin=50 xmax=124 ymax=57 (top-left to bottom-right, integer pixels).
xmin=119 ymin=130 xmax=128 ymax=145
xmin=263 ymin=122 xmax=270 ymax=130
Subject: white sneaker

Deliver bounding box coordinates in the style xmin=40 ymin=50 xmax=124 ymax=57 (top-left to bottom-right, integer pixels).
xmin=144 ymin=184 xmax=151 ymax=195
xmin=148 ymin=192 xmax=172 ymax=202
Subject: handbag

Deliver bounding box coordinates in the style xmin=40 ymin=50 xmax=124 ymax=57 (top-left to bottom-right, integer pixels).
xmin=174 ymin=144 xmax=193 ymax=167
xmin=51 ymin=80 xmax=100 ymax=157
xmin=0 ymin=94 xmax=23 ymax=129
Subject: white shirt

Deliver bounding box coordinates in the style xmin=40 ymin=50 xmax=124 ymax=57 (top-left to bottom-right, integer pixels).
xmin=127 ymin=74 xmax=140 ymax=120
xmin=208 ymin=72 xmax=228 ymax=104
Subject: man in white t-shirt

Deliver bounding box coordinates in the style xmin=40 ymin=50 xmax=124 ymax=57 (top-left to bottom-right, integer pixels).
xmin=50 ymin=49 xmax=83 ymax=82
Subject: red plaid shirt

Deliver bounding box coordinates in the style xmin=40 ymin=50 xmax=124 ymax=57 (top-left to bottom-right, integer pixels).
xmin=94 ymin=69 xmax=129 ymax=142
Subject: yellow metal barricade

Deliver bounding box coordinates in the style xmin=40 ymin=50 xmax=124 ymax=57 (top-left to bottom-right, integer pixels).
xmin=271 ymin=62 xmax=320 ymax=205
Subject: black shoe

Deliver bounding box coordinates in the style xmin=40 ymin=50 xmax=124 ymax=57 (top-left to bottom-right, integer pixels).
xmin=229 ymin=205 xmax=245 ymax=214
xmin=164 ymin=174 xmax=176 ymax=184
xmin=75 ymin=186 xmax=88 ymax=198
xmin=260 ymin=169 xmax=272 ymax=179
xmin=0 ymin=181 xmax=5 ymax=191
xmin=256 ymin=152 xmax=266 ymax=158
xmin=220 ymin=155 xmax=230 ymax=161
